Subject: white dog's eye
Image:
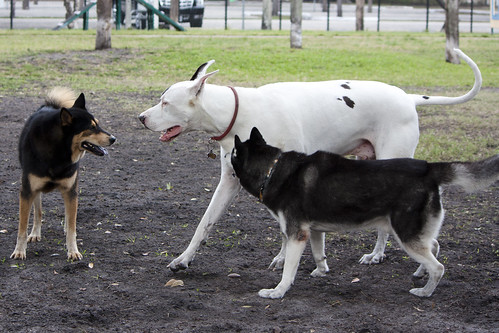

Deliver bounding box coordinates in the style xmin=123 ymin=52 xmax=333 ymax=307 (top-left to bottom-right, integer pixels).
xmin=162 ymin=101 xmax=168 ymax=108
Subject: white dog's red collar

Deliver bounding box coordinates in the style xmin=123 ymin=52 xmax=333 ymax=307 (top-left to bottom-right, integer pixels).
xmin=210 ymin=86 xmax=239 ymax=141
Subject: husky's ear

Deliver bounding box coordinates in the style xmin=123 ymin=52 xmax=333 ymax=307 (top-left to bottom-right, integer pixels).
xmin=60 ymin=108 xmax=73 ymax=126
xmin=73 ymin=93 xmax=86 ymax=109
xmin=234 ymin=135 xmax=242 ymax=150
xmin=250 ymin=127 xmax=266 ymax=145
xmin=190 ymin=60 xmax=215 ymax=81
xmin=191 ymin=70 xmax=219 ymax=97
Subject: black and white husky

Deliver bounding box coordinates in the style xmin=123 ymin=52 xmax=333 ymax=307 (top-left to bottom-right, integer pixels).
xmin=231 ymin=127 xmax=499 ymax=299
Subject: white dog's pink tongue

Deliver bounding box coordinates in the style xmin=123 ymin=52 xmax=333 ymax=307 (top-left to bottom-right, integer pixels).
xmin=160 ymin=126 xmax=182 ymax=142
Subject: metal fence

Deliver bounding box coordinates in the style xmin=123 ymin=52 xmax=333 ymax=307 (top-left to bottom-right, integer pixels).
xmin=0 ymin=0 xmax=492 ymax=33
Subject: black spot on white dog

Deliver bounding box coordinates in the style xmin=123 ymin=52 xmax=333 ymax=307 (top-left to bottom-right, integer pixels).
xmin=343 ymin=96 xmax=355 ymax=109
xmin=341 ymin=83 xmax=351 ymax=90
xmin=423 ymin=96 xmax=430 ymax=100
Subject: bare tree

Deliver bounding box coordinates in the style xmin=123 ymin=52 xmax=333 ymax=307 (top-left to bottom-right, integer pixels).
xmin=272 ymin=0 xmax=279 ymax=16
xmin=356 ymin=0 xmax=364 ymax=31
xmin=262 ymin=0 xmax=272 ymax=30
xmin=445 ymin=0 xmax=460 ymax=63
xmin=22 ymin=0 xmax=29 ymax=10
xmin=290 ymin=0 xmax=302 ymax=48
xmin=95 ymin=0 xmax=112 ymax=50
xmin=171 ymin=0 xmax=179 ymax=23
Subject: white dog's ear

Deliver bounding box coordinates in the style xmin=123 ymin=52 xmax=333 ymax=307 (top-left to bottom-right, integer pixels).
xmin=190 ymin=60 xmax=216 ymax=81
xmin=192 ymin=70 xmax=219 ymax=97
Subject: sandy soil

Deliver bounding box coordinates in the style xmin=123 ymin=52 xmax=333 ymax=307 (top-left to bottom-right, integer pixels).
xmin=0 ymin=93 xmax=497 ymax=332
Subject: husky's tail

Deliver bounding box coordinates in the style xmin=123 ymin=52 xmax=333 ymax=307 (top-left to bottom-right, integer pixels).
xmin=411 ymin=49 xmax=482 ymax=106
xmin=45 ymin=87 xmax=77 ymax=109
xmin=437 ymin=155 xmax=499 ymax=192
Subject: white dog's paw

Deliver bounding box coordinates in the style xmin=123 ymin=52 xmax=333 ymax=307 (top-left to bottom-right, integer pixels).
xmin=409 ymin=287 xmax=433 ymax=298
xmin=258 ymin=288 xmax=286 ymax=299
xmin=168 ymin=256 xmax=192 ymax=272
xmin=359 ymin=252 xmax=386 ymax=265
xmin=268 ymin=255 xmax=285 ymax=271
xmin=310 ymin=266 xmax=329 ymax=278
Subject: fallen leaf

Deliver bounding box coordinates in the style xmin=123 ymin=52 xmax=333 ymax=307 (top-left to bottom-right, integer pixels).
xmin=0 ymin=229 xmax=8 ymax=233
xmin=228 ymin=273 xmax=241 ymax=278
xmin=351 ymin=278 xmax=360 ymax=283
xmin=88 ymin=262 xmax=94 ymax=269
xmin=165 ymin=279 xmax=184 ymax=287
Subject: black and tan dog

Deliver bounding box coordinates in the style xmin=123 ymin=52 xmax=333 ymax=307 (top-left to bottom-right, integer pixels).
xmin=231 ymin=127 xmax=498 ymax=299
xmin=11 ymin=87 xmax=116 ymax=260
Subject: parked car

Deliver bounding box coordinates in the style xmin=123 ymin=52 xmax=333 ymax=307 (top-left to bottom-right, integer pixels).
xmin=159 ymin=0 xmax=204 ymax=28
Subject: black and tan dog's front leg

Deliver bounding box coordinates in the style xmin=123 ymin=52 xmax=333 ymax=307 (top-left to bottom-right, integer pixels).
xmin=11 ymin=192 xmax=36 ymax=260
xmin=62 ymin=185 xmax=82 ymax=261
xmin=27 ymin=193 xmax=42 ymax=243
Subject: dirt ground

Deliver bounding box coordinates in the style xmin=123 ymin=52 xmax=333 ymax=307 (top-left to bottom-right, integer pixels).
xmin=0 ymin=92 xmax=497 ymax=333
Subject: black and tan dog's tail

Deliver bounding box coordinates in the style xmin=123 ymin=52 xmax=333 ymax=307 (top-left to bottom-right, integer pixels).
xmin=438 ymin=154 xmax=499 ymax=192
xmin=45 ymin=87 xmax=77 ymax=109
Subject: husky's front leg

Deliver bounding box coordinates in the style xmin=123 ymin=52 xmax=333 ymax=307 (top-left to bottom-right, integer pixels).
xmin=168 ymin=154 xmax=241 ymax=271
xmin=259 ymin=228 xmax=309 ymax=299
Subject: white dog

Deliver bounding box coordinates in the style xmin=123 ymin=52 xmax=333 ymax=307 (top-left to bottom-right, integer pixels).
xmin=139 ymin=49 xmax=481 ymax=275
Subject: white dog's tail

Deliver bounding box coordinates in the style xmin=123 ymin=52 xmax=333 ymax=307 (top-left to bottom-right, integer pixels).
xmin=411 ymin=49 xmax=482 ymax=106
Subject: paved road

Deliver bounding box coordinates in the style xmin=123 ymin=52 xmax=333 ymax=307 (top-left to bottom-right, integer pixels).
xmin=0 ymin=0 xmax=492 ymax=32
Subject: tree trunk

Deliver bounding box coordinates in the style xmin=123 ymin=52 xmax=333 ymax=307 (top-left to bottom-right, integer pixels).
xmin=290 ymin=0 xmax=302 ymax=49
xmin=272 ymin=0 xmax=279 ymax=16
xmin=445 ymin=0 xmax=460 ymax=64
xmin=171 ymin=0 xmax=179 ymax=23
xmin=95 ymin=0 xmax=112 ymax=50
xmin=356 ymin=0 xmax=364 ymax=31
xmin=22 ymin=0 xmax=28 ymax=9
xmin=125 ymin=0 xmax=132 ymax=29
xmin=337 ymin=0 xmax=342 ymax=17
xmin=262 ymin=0 xmax=272 ymax=30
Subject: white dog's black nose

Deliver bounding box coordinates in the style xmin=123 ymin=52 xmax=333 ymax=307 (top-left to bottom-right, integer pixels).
xmin=138 ymin=115 xmax=146 ymax=125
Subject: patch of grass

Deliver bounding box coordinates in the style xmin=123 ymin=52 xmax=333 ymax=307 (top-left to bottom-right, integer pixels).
xmin=1 ymin=30 xmax=498 ymax=93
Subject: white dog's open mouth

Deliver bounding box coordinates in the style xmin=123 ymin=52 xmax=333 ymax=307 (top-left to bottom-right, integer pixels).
xmin=160 ymin=126 xmax=182 ymax=142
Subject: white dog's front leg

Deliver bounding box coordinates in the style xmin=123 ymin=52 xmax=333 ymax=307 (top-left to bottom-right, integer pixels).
xmin=359 ymin=229 xmax=388 ymax=265
xmin=268 ymin=232 xmax=287 ymax=270
xmin=310 ymin=230 xmax=329 ymax=277
xmin=168 ymin=156 xmax=241 ymax=272
xmin=259 ymin=235 xmax=307 ymax=299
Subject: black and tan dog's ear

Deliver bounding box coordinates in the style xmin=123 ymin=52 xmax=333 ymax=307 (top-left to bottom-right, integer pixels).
xmin=60 ymin=108 xmax=73 ymax=126
xmin=250 ymin=127 xmax=266 ymax=145
xmin=72 ymin=93 xmax=86 ymax=109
